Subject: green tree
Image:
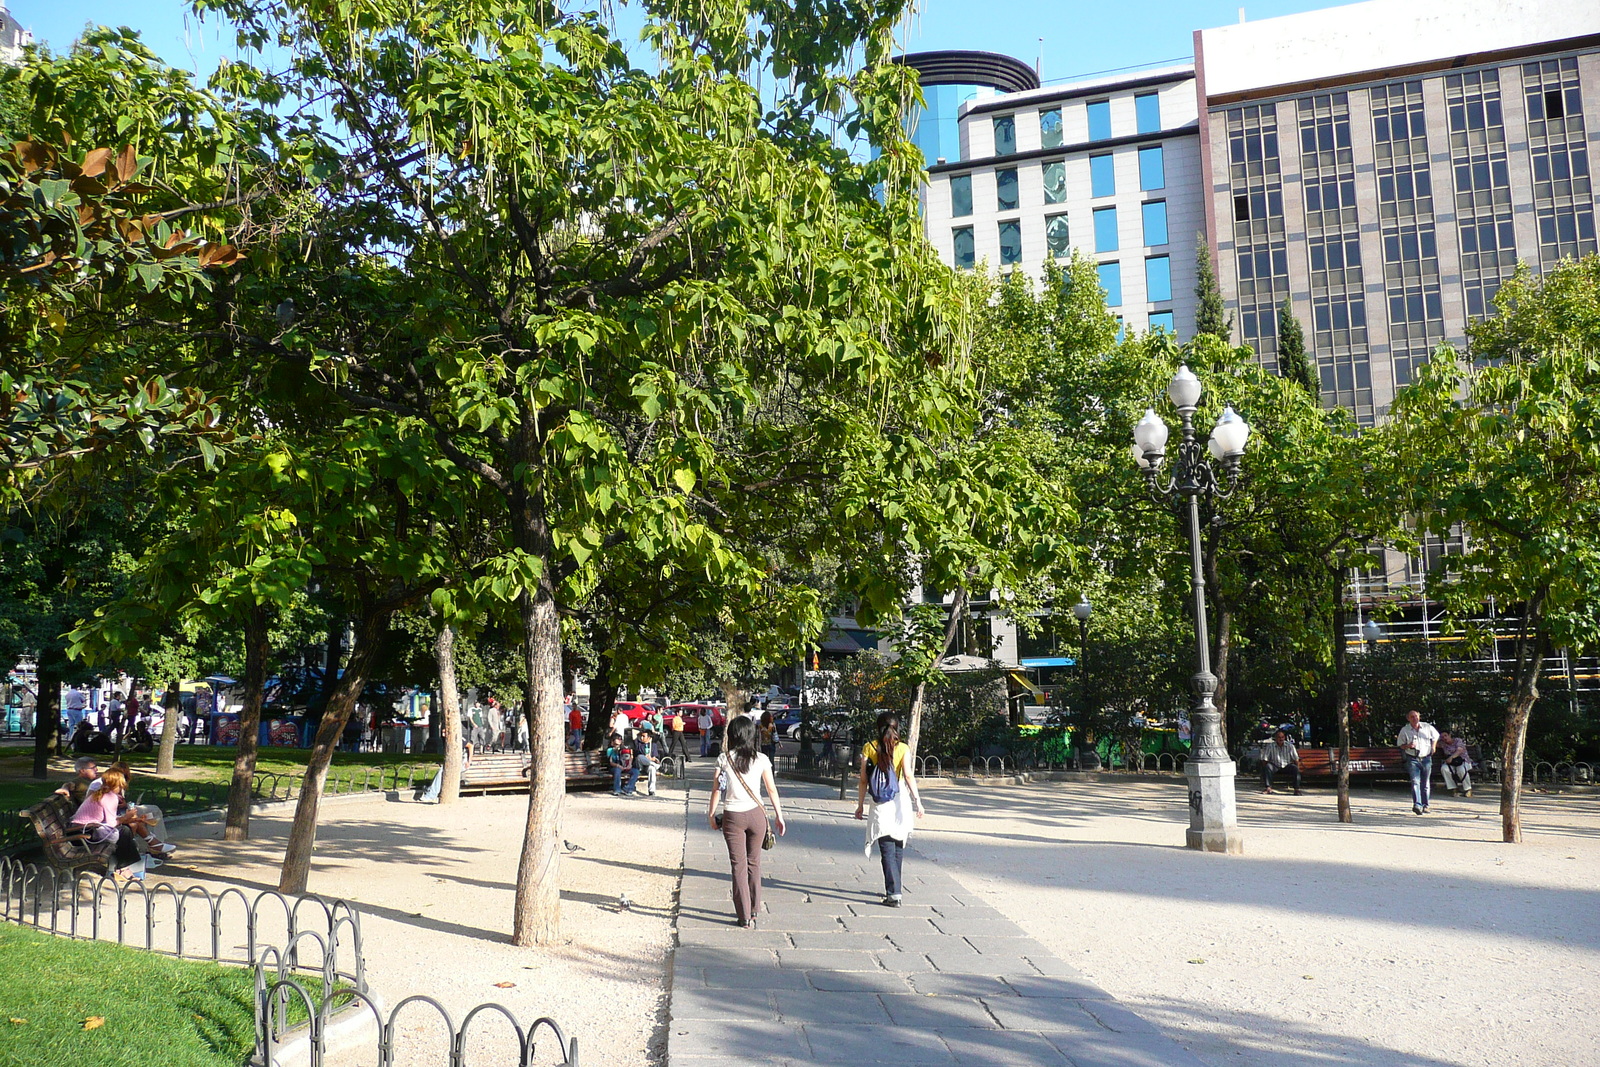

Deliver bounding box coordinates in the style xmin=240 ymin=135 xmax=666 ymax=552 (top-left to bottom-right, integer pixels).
xmin=1194 ymin=239 xmax=1234 ymax=342
xmin=1276 ymin=297 xmax=1317 ymax=395
xmin=1391 ymin=259 xmax=1600 ymax=842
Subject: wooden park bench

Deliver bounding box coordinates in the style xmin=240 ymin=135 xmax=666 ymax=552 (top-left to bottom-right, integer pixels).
xmin=1291 ymin=746 xmax=1408 ymax=781
xmin=454 ymin=751 xmax=612 ymax=795
xmin=21 ymin=793 xmax=116 ymax=873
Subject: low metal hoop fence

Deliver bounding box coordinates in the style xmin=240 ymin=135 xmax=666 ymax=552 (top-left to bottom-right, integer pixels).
xmin=256 ymin=977 xmax=579 ymax=1067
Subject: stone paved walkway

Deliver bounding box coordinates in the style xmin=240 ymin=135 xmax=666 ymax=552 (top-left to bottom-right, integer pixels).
xmin=667 ymin=768 xmax=1209 ymax=1067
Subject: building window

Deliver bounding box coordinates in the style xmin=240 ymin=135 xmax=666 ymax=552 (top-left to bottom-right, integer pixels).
xmin=1097 ymin=261 xmax=1122 ymax=306
xmin=996 ymin=168 xmax=1019 ymax=211
xmin=1135 ymin=92 xmax=1161 ymax=134
xmin=1041 ymin=161 xmax=1067 ymax=205
xmin=1090 ymin=153 xmax=1115 ymax=197
xmin=950 ymin=174 xmax=972 ymax=217
xmin=1040 ymin=108 xmax=1063 ymax=149
xmin=1087 ymin=99 xmax=1111 ymax=141
xmin=953 ymin=227 xmax=975 ymax=269
xmin=998 ymin=221 xmax=1022 ymax=266
xmin=1138 ymin=145 xmax=1165 ymax=191
xmin=1046 ymin=215 xmax=1070 ymax=259
xmin=1093 ymin=206 xmax=1119 ymax=252
xmin=993 ymin=115 xmax=1016 ymax=156
xmin=1146 ymin=255 xmax=1172 ymax=302
xmin=1148 ymin=311 xmax=1175 ymax=334
xmin=1142 ymin=200 xmax=1168 ymax=246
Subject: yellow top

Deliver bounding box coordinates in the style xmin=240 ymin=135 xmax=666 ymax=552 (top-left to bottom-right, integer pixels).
xmin=861 ymin=740 xmax=907 ymax=773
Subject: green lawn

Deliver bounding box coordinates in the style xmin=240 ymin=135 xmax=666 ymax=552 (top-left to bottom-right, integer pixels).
xmin=0 ymin=745 xmax=440 ymax=824
xmin=0 ymin=922 xmax=259 ymax=1067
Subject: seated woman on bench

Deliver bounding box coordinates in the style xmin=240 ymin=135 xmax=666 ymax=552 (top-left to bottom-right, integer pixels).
xmin=69 ymin=766 xmax=150 ymax=880
xmin=87 ymin=762 xmax=176 ymax=861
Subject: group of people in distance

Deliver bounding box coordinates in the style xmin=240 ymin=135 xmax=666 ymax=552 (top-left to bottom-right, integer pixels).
xmin=704 ymin=709 xmax=923 ymax=928
xmin=54 ymin=756 xmax=177 ymax=881
xmin=1258 ymin=709 xmax=1476 ymax=815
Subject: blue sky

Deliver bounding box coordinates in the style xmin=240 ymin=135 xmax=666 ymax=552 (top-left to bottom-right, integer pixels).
xmin=17 ymin=0 xmax=1348 ymax=83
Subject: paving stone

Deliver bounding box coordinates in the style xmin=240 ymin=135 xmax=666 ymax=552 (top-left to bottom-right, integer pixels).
xmin=928 ymin=917 xmax=1028 ymax=937
xmin=805 ymin=969 xmax=914 ymax=993
xmin=887 ymin=935 xmax=980 ymax=956
xmin=756 ymin=912 xmax=850 ymax=932
xmin=878 ymin=993 xmax=1001 ymax=1028
xmin=798 ymin=1023 xmax=958 ymax=1065
xmin=1000 ymin=974 xmax=1114 ymax=1000
xmin=963 ymin=934 xmax=1051 ymax=956
xmin=669 ymin=987 xmax=777 ymax=1021
xmin=935 ymin=1027 xmax=1075 ymax=1065
xmin=772 ymin=988 xmax=894 ymax=1025
xmin=839 ymin=915 xmax=941 ymax=934
xmin=673 ymin=944 xmax=777 ymax=969
xmin=701 ymin=966 xmax=813 ymax=990
xmin=668 ymin=1020 xmax=809 ymax=1061
xmin=677 ymin=928 xmax=793 ymax=950
xmin=1047 ymin=1032 xmax=1213 ymax=1067
xmin=924 ymin=951 xmax=1035 ymax=973
xmin=1075 ymin=1000 xmax=1158 ymax=1034
xmin=1022 ymin=955 xmax=1089 ymax=978
xmin=906 ymin=973 xmax=1017 ymax=998
xmin=874 ymin=950 xmax=937 ymax=973
xmin=787 ymin=931 xmax=894 ymax=950
xmin=982 ymin=997 xmax=1104 ymax=1033
xmin=776 ymin=949 xmax=889 ymax=971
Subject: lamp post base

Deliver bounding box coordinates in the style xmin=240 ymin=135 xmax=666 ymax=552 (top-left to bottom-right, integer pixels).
xmin=1185 ymin=758 xmax=1244 ymax=854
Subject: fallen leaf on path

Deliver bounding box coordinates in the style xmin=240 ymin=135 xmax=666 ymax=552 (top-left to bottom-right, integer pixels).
xmin=1302 ymin=975 xmax=1314 ymax=980
xmin=1187 ymin=958 xmax=1205 ymax=964
xmin=83 ymin=1016 xmax=105 ymax=1030
xmin=494 ymin=981 xmax=515 ymax=988
xmin=8 ymin=1018 xmax=26 ymax=1025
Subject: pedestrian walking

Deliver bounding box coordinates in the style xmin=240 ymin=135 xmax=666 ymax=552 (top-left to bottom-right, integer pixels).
xmin=668 ymin=709 xmax=691 ymax=761
xmin=1398 ymin=709 xmax=1440 ymax=814
xmin=758 ymin=710 xmax=778 ymax=764
xmin=854 ymin=711 xmax=924 ymax=907
xmin=707 ymin=716 xmax=786 ymax=928
xmin=698 ymin=708 xmax=713 ymax=756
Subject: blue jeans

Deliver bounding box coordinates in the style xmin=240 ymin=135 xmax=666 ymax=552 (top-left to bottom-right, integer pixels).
xmin=877 ymin=835 xmax=904 ymax=896
xmin=612 ymin=764 xmax=640 ymax=794
xmin=1406 ymin=755 xmax=1433 ymax=810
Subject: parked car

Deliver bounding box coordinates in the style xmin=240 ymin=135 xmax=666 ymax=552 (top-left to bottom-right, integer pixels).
xmin=665 ymin=703 xmax=725 ymax=735
xmin=611 ymin=701 xmax=656 ymax=723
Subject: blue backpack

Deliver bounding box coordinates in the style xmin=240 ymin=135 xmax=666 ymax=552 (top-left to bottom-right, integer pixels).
xmin=868 ymin=748 xmax=899 ymax=804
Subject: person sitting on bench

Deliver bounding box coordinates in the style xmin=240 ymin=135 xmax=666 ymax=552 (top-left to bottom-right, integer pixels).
xmin=54 ymin=756 xmax=101 ymax=807
xmin=1437 ymin=730 xmax=1473 ymax=797
xmin=606 ymin=732 xmax=640 ymax=797
xmin=635 ymin=727 xmax=661 ymax=797
xmin=69 ymin=766 xmax=147 ymax=879
xmin=1260 ymin=729 xmax=1302 ymax=795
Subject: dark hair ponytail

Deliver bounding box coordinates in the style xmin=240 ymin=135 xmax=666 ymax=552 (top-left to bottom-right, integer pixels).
xmin=873 ymin=712 xmax=900 ymax=770
xmin=727 ymin=714 xmax=759 ymax=774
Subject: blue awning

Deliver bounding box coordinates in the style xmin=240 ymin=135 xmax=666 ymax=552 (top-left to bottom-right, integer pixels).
xmin=1019 ymin=657 xmax=1075 ymax=668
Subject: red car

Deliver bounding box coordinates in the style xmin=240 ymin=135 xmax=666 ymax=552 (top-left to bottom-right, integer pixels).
xmin=609 ymin=701 xmax=656 ymax=724
xmin=665 ymin=703 xmax=726 ymax=736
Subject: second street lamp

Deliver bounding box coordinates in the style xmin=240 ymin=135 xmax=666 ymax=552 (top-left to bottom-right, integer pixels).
xmin=1132 ymin=365 xmax=1250 ymax=854
xmin=1071 ymin=597 xmax=1092 ymax=755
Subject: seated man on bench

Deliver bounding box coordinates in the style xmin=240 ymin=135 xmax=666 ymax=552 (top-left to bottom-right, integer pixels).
xmin=1260 ymin=728 xmax=1302 ymax=795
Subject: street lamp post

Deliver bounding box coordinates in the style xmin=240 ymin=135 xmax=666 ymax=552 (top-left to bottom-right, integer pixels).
xmin=1362 ymin=618 xmax=1382 ymax=652
xmin=1132 ymin=365 xmax=1250 ymax=854
xmin=1071 ymin=597 xmax=1092 ymax=761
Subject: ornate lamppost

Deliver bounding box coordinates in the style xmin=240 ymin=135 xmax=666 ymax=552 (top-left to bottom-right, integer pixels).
xmin=1131 ymin=365 xmax=1250 ymax=854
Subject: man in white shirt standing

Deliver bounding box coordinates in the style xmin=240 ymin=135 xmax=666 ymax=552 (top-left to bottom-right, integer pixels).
xmin=1397 ymin=709 xmax=1441 ymax=815
xmin=62 ymin=685 xmax=88 ymax=732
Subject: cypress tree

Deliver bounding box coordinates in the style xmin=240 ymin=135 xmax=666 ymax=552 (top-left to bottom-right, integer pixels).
xmin=1194 ymin=238 xmax=1234 ymax=341
xmin=1276 ymin=296 xmax=1318 ymax=396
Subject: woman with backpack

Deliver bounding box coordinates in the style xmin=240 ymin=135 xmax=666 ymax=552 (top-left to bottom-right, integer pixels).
xmin=854 ymin=711 xmax=924 ymax=907
xmin=707 ymin=715 xmax=786 ymax=928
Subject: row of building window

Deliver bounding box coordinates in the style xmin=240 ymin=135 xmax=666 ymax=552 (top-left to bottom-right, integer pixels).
xmin=951 ymin=222 xmax=1173 ymax=299
xmin=949 ymin=145 xmax=1167 ymax=216
xmin=992 ymin=92 xmax=1163 ymax=157
xmin=949 ymin=200 xmax=1170 ymax=267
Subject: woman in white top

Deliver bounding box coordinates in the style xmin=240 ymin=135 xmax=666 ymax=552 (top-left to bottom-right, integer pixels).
xmin=854 ymin=711 xmax=923 ymax=907
xmin=707 ymin=715 xmax=786 ymax=928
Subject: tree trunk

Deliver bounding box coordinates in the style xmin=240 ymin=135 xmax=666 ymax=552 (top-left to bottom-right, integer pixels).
xmin=583 ymin=644 xmax=616 ymax=751
xmin=906 ymin=587 xmax=967 ymax=763
xmin=513 ymin=577 xmax=566 ymax=946
xmin=156 ymin=680 xmax=180 ymax=775
xmin=278 ymin=608 xmax=392 ymax=895
xmin=31 ymin=659 xmax=63 ymax=779
xmin=436 ymin=623 xmax=464 ymax=804
xmin=1500 ymin=594 xmax=1547 ymax=844
xmin=1331 ymin=569 xmax=1353 ymax=823
xmin=224 ymin=606 xmax=270 ymax=840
